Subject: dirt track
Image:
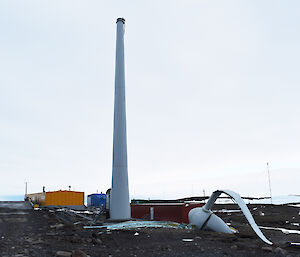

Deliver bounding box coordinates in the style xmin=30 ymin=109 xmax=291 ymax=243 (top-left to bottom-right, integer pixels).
xmin=0 ymin=202 xmax=300 ymax=256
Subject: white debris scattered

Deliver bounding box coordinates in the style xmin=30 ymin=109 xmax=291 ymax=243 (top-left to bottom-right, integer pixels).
xmin=0 ymin=212 xmax=28 ymax=215
xmin=134 ymin=232 xmax=139 ymax=236
xmin=291 ymin=223 xmax=300 ymax=226
xmin=182 ymin=239 xmax=194 ymax=242
xmin=259 ymin=226 xmax=300 ymax=235
xmin=214 ymin=209 xmax=241 ymax=213
xmin=84 ymin=221 xmax=193 ymax=230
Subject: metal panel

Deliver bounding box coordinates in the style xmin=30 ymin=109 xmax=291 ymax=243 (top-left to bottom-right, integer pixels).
xmin=131 ymin=203 xmax=203 ymax=223
xmin=87 ymin=194 xmax=106 ymax=207
xmin=45 ymin=190 xmax=84 ymax=206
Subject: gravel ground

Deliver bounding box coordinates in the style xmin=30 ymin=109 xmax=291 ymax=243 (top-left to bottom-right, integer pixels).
xmin=0 ymin=202 xmax=300 ymax=256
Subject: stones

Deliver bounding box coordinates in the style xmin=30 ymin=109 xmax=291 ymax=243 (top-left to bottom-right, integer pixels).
xmin=46 ymin=232 xmax=57 ymax=236
xmin=4 ymin=217 xmax=27 ymax=223
xmin=70 ymin=235 xmax=81 ymax=243
xmin=72 ymin=249 xmax=88 ymax=257
xmin=230 ymin=244 xmax=237 ymax=250
xmin=274 ymin=247 xmax=288 ymax=256
xmin=31 ymin=238 xmax=44 ymax=245
xmin=92 ymin=238 xmax=102 ymax=245
xmin=276 ymin=241 xmax=291 ymax=248
xmin=262 ymin=246 xmax=273 ymax=252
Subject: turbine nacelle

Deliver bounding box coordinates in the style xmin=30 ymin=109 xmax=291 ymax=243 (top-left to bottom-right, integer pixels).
xmin=189 ymin=207 xmax=233 ymax=234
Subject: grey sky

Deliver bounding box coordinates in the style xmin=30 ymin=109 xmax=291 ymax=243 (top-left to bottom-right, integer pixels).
xmin=1 ymin=1 xmax=299 ymax=199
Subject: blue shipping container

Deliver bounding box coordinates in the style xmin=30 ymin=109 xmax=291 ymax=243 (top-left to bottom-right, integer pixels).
xmin=87 ymin=194 xmax=106 ymax=207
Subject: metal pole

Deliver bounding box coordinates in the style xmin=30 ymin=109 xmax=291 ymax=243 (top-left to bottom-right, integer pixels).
xmin=267 ymin=162 xmax=273 ymax=204
xmin=110 ymin=18 xmax=130 ymax=220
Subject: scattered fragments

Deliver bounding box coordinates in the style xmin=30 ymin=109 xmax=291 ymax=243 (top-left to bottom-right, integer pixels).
xmin=259 ymin=226 xmax=300 ymax=235
xmin=56 ymin=251 xmax=72 ymax=257
xmin=182 ymin=238 xmax=194 ymax=242
xmin=1 ymin=201 xmax=300 ymax=256
xmin=84 ymin=221 xmax=194 ymax=231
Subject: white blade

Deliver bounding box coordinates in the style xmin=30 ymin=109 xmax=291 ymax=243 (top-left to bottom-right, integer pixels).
xmin=204 ymin=190 xmax=272 ymax=245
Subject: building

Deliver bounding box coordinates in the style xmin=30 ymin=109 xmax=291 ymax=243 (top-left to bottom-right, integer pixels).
xmin=26 ymin=190 xmax=84 ymax=207
xmin=87 ymin=193 xmax=106 ymax=208
xmin=131 ymin=202 xmax=203 ymax=223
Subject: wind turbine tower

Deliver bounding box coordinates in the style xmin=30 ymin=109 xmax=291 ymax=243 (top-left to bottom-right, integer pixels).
xmin=109 ymin=18 xmax=131 ymax=220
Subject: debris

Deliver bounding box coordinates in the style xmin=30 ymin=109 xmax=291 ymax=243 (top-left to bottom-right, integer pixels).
xmin=84 ymin=221 xmax=193 ymax=231
xmin=182 ymin=239 xmax=194 ymax=242
xmin=291 ymin=242 xmax=300 ymax=246
xmin=51 ymin=224 xmax=65 ymax=229
xmin=134 ymin=232 xmax=139 ymax=236
xmin=56 ymin=251 xmax=72 ymax=257
xmin=5 ymin=217 xmax=27 ymax=223
xmin=189 ymin=190 xmax=273 ymax=245
xmin=0 ymin=212 xmax=28 ymax=215
xmin=259 ymin=226 xmax=300 ymax=235
xmin=214 ymin=209 xmax=241 ymax=213
xmin=291 ymin=223 xmax=299 ymax=226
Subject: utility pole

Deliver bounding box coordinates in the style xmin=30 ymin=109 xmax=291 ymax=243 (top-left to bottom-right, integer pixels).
xmin=25 ymin=182 xmax=28 ymax=195
xmin=267 ymin=162 xmax=273 ymax=204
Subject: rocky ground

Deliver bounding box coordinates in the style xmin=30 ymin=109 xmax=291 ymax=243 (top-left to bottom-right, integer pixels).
xmin=0 ymin=202 xmax=299 ymax=256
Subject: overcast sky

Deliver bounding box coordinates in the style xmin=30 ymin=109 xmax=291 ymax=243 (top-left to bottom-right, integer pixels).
xmin=1 ymin=1 xmax=300 ymax=200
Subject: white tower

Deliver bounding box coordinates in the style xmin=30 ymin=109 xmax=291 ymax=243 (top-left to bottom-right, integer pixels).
xmin=110 ymin=18 xmax=131 ymax=220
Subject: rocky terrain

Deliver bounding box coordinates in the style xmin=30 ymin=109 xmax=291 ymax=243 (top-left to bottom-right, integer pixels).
xmin=0 ymin=201 xmax=299 ymax=256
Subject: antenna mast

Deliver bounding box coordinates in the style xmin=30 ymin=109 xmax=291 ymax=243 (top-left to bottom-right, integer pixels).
xmin=267 ymin=162 xmax=272 ymax=204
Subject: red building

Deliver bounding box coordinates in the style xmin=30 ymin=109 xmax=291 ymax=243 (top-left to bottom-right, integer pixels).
xmin=131 ymin=202 xmax=203 ymax=223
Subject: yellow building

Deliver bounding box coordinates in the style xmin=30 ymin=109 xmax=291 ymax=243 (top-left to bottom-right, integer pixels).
xmin=26 ymin=190 xmax=84 ymax=206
